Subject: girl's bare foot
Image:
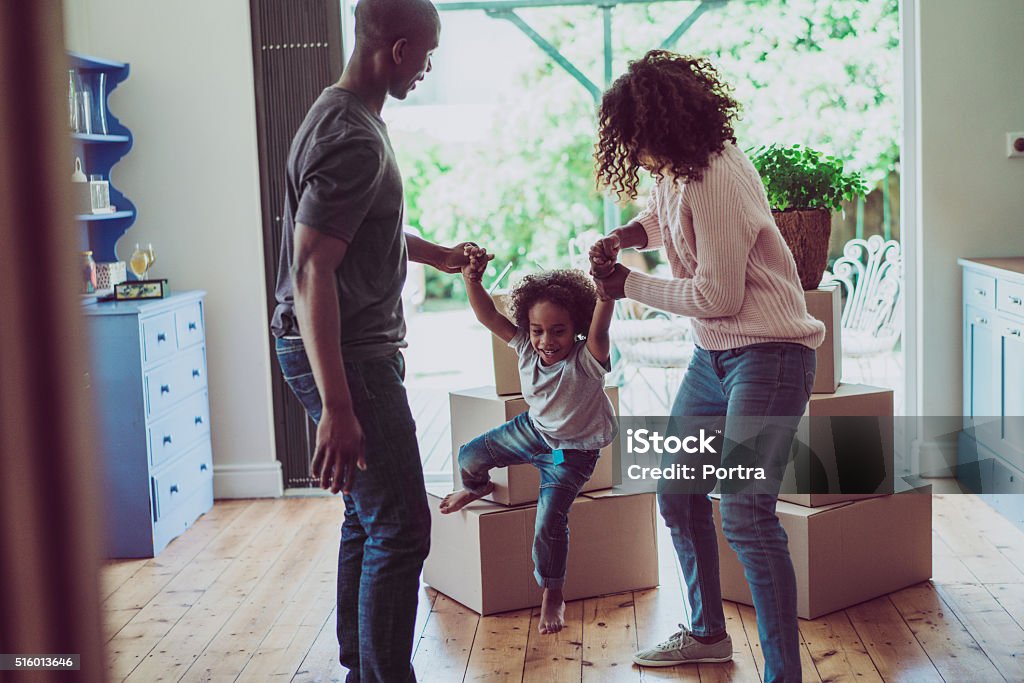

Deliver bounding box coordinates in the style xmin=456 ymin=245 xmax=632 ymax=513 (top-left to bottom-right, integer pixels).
xmin=439 ymin=483 xmax=495 ymax=514
xmin=538 ymin=588 xmax=566 ymax=635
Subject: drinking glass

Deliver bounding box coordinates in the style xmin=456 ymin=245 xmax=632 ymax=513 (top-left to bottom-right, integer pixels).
xmin=78 ymin=88 xmax=93 ymax=135
xmin=143 ymin=243 xmax=156 ymax=276
xmin=96 ymin=73 xmax=109 ymax=135
xmin=129 ymin=243 xmax=151 ymax=280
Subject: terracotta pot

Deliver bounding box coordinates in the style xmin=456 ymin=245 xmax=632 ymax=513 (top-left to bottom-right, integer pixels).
xmin=772 ymin=208 xmax=832 ymax=290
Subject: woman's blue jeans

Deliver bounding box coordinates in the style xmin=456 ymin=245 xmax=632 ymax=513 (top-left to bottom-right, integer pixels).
xmin=661 ymin=342 xmax=815 ymax=683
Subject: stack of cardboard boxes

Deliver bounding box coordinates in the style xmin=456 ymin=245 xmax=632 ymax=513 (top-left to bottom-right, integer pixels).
xmin=712 ymin=284 xmax=932 ymax=619
xmin=425 ymin=286 xmax=931 ymax=619
xmin=424 ymin=293 xmax=660 ymax=615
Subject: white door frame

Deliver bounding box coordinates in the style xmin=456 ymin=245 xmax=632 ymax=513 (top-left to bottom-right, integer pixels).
xmin=900 ymin=0 xmax=921 ymax=422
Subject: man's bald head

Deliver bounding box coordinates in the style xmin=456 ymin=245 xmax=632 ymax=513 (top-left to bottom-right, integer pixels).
xmin=354 ymin=0 xmax=440 ymax=52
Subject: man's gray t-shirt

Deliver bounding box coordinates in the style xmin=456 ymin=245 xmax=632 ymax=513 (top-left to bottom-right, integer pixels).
xmin=271 ymin=87 xmax=407 ymax=362
xmin=509 ymin=331 xmax=617 ymax=451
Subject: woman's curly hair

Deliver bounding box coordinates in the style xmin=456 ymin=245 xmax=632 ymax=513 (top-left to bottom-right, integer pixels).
xmin=595 ymin=50 xmax=741 ymax=201
xmin=508 ymin=269 xmax=597 ymax=340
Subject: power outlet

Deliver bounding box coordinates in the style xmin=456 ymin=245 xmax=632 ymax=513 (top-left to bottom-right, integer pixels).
xmin=1008 ymin=132 xmax=1024 ymax=158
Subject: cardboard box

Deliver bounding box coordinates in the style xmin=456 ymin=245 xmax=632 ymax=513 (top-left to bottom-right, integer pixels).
xmin=804 ymin=285 xmax=842 ymax=393
xmin=779 ymin=383 xmax=895 ymax=507
xmin=490 ymin=291 xmax=522 ymax=395
xmin=450 ymin=385 xmax=619 ymax=505
xmin=424 ymin=487 xmax=659 ymax=615
xmin=712 ymin=489 xmax=932 ymax=619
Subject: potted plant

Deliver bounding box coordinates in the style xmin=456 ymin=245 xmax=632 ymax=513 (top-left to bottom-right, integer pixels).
xmin=749 ymin=144 xmax=868 ymax=290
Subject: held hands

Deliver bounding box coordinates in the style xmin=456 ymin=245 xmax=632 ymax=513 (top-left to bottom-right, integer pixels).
xmin=594 ymin=263 xmax=629 ymax=301
xmin=462 ymin=244 xmax=494 ymax=283
xmin=440 ymin=242 xmax=479 ymax=274
xmin=589 ymin=234 xmax=628 ymax=301
xmin=588 ymin=234 xmax=621 ymax=279
xmin=311 ymin=405 xmax=366 ymax=495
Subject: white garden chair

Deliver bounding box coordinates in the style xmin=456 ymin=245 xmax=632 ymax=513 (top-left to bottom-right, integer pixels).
xmin=822 ymin=235 xmax=904 ymax=385
xmin=568 ymin=231 xmax=694 ymax=414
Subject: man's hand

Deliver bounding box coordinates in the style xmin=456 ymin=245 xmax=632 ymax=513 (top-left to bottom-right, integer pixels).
xmin=589 ymin=234 xmax=621 ymax=279
xmin=594 ymin=263 xmax=630 ymax=301
xmin=311 ymin=405 xmax=366 ymax=494
xmin=438 ymin=241 xmax=479 ymax=274
xmin=462 ymin=244 xmax=494 ymax=283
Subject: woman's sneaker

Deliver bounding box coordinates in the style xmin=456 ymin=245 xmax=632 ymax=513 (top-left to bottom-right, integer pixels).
xmin=633 ymin=626 xmax=732 ymax=667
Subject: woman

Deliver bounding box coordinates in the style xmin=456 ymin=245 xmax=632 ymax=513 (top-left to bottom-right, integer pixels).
xmin=589 ymin=50 xmax=824 ymax=683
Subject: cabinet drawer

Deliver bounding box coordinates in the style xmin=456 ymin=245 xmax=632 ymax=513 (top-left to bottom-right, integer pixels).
xmin=152 ymin=440 xmax=213 ymax=522
xmin=175 ymin=302 xmax=204 ymax=349
xmin=142 ymin=312 xmax=177 ymax=364
xmin=148 ymin=391 xmax=211 ymax=469
xmin=1002 ymin=317 xmax=1024 ymax=343
xmin=145 ymin=347 xmax=208 ymax=418
xmin=997 ymin=279 xmax=1024 ymax=319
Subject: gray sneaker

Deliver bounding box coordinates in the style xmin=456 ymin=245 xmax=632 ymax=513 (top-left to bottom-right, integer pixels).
xmin=633 ymin=625 xmax=733 ymax=667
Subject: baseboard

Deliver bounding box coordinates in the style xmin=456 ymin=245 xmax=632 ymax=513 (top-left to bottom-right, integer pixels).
xmin=912 ymin=435 xmax=959 ymax=479
xmin=213 ymin=461 xmax=284 ymax=499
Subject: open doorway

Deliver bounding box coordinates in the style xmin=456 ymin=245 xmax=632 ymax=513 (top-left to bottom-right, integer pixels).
xmin=336 ymin=0 xmax=906 ymax=479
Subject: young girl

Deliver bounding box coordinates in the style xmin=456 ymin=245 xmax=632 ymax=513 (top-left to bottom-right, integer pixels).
xmin=440 ymin=246 xmax=616 ymax=636
xmin=589 ymin=50 xmax=824 ymax=681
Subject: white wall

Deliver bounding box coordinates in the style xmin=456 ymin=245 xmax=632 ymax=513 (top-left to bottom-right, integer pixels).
xmin=917 ymin=0 xmax=1024 ymax=417
xmin=65 ymin=0 xmax=282 ymax=497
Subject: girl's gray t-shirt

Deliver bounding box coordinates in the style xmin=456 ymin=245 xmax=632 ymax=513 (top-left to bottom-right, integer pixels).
xmin=509 ymin=331 xmax=617 ymax=451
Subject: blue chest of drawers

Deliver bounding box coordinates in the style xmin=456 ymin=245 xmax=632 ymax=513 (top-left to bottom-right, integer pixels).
xmin=83 ymin=291 xmax=214 ymax=557
xmin=959 ymin=258 xmax=1024 ymax=529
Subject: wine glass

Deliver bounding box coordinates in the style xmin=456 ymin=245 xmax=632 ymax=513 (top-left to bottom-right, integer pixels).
xmin=143 ymin=243 xmax=156 ymax=277
xmin=129 ymin=243 xmax=151 ymax=280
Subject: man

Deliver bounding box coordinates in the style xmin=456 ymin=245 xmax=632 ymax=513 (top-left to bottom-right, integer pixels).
xmin=270 ymin=1 xmax=467 ymax=680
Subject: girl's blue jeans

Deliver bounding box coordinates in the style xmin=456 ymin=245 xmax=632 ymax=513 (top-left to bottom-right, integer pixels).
xmin=458 ymin=412 xmax=599 ymax=589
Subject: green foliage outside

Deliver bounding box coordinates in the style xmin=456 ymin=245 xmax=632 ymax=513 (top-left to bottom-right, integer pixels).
xmin=749 ymin=144 xmax=869 ymax=212
xmin=399 ymin=0 xmax=900 ymax=300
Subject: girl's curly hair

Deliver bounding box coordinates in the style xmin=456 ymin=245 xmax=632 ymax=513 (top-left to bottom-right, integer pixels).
xmin=508 ymin=269 xmax=597 ymax=339
xmin=595 ymin=50 xmax=741 ymax=201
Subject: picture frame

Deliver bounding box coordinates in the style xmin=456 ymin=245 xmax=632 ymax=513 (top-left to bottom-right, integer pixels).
xmin=114 ymin=279 xmax=170 ymax=301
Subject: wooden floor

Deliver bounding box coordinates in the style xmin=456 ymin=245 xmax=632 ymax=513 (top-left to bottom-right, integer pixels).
xmin=100 ymin=493 xmax=1024 ymax=682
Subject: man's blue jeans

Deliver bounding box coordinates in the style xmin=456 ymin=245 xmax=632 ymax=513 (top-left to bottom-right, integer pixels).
xmin=458 ymin=412 xmax=599 ymax=589
xmin=275 ymin=337 xmax=430 ymax=683
xmin=662 ymin=342 xmax=815 ymax=683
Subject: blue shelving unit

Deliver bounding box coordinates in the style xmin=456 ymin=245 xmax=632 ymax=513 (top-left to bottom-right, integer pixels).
xmin=68 ymin=51 xmax=136 ymax=263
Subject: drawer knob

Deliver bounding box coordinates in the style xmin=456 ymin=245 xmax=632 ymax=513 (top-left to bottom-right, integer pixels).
xmin=162 ymin=435 xmax=172 ymax=445
xmin=1011 ymin=296 xmax=1023 ymax=306
xmin=194 ymin=416 xmax=204 ymax=425
xmin=976 ymin=317 xmax=989 ymax=325
xmin=1010 ymin=329 xmax=1023 ymax=338
xmin=188 ymin=321 xmax=198 ymax=331
xmin=160 ymin=384 xmax=170 ymax=394
xmin=157 ymin=332 xmax=167 ymax=342
xmin=170 ymin=484 xmax=179 ymax=494
xmin=200 ymin=463 xmax=208 ymax=472
xmin=192 ymin=368 xmax=201 ymax=378
xmin=974 ymin=288 xmax=987 ymax=297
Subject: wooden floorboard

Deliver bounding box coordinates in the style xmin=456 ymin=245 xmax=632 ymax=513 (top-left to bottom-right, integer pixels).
xmin=845 ymin=596 xmax=944 ymax=682
xmin=933 ymin=583 xmax=1024 ymax=682
xmin=413 ymin=594 xmax=479 ymax=683
xmin=464 ymin=608 xmax=531 ymax=682
xmin=799 ymin=611 xmax=884 ymax=683
xmin=522 ymin=600 xmax=584 ymax=682
xmin=889 ymin=582 xmax=1005 ymax=682
xmin=100 ymin=493 xmax=1024 ymax=682
xmin=119 ymin=499 xmax=321 ymax=682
